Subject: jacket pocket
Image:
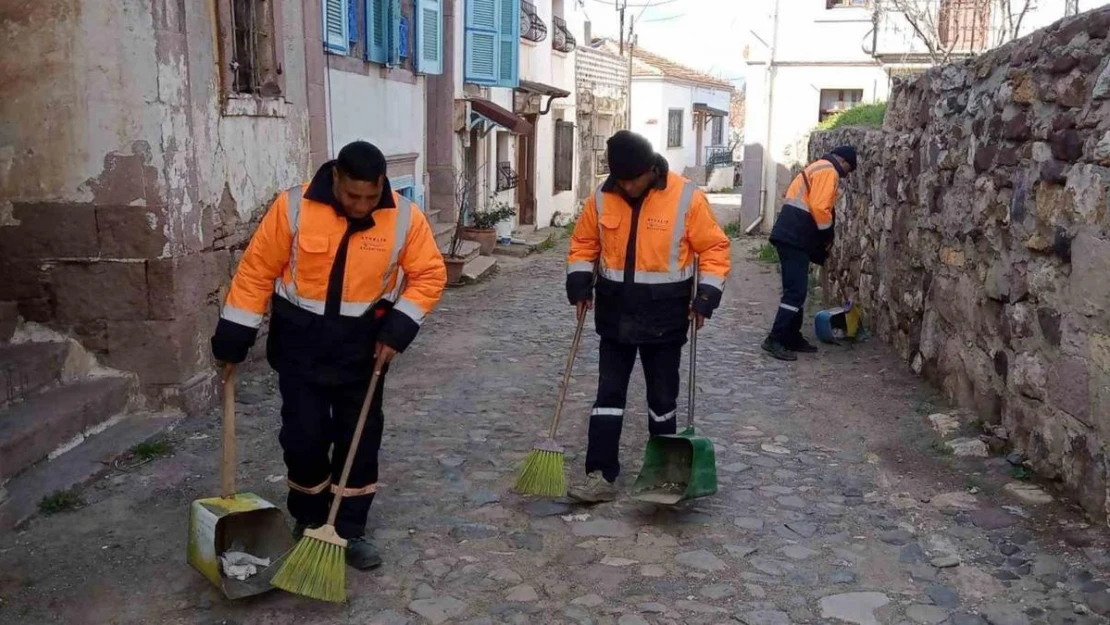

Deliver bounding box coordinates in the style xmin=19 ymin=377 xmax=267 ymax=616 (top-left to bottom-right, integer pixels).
xmin=598 ymin=211 xmax=623 ymax=254
xmin=294 ymin=234 xmax=332 ymax=287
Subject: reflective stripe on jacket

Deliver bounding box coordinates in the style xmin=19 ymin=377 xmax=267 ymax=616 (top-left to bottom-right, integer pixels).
xmin=215 ymin=168 xmax=446 ymax=383
xmin=566 ymin=170 xmax=731 ymax=344
xmin=769 ymin=159 xmax=841 ymax=264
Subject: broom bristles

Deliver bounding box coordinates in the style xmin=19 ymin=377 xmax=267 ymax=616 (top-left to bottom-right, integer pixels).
xmin=513 ymin=448 xmax=567 ymax=497
xmin=271 ymin=535 xmax=347 ymax=603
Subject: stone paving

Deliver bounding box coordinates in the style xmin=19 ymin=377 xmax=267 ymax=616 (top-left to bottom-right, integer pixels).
xmin=1 ymin=240 xmax=1109 ymax=625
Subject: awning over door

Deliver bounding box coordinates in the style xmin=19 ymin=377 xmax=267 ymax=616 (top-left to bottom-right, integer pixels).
xmin=693 ymin=103 xmax=729 ymax=117
xmin=464 ymin=98 xmax=533 ymax=135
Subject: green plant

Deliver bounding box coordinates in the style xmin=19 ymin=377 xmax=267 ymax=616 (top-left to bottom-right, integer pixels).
xmin=816 ymin=102 xmax=887 ymax=131
xmin=755 ymin=243 xmax=779 ymax=263
xmin=39 ymin=489 xmax=84 ymax=515
xmin=563 ymin=218 xmax=577 ymax=238
xmin=470 ymin=199 xmax=516 ymax=229
xmin=1012 ymin=466 xmax=1033 ymax=481
xmin=723 ymin=221 xmax=743 ymax=239
xmin=535 ymin=233 xmax=558 ymax=253
xmin=131 ymin=439 xmax=173 ymax=462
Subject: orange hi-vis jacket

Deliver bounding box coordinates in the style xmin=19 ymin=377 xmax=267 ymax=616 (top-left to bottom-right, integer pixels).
xmin=212 ymin=166 xmax=446 ymax=384
xmin=769 ymin=157 xmax=843 ymax=264
xmin=566 ymin=169 xmax=731 ymax=344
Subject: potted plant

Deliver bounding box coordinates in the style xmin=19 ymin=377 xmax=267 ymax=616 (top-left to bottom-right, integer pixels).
xmin=462 ymin=198 xmax=516 ymax=256
xmin=444 ymin=170 xmax=476 ymax=286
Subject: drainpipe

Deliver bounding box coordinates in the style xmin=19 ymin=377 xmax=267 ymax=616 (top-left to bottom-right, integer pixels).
xmin=744 ymin=0 xmax=781 ymax=235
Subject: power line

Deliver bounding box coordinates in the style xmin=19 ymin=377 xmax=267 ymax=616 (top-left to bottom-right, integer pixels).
xmin=589 ymin=0 xmax=681 ymax=7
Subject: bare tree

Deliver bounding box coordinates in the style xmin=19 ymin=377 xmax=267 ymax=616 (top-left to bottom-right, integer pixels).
xmin=876 ymin=0 xmax=1033 ymax=65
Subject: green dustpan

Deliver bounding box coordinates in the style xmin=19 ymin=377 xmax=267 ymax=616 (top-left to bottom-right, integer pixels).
xmin=631 ymin=265 xmax=717 ymax=505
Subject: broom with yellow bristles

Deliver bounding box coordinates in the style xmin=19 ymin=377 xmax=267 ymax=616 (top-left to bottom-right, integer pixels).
xmin=270 ymin=355 xmax=387 ymax=602
xmin=513 ymin=268 xmax=593 ymax=497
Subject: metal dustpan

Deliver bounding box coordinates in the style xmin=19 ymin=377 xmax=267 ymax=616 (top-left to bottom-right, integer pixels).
xmin=187 ymin=366 xmax=293 ymax=599
xmin=631 ymin=267 xmax=717 ymax=505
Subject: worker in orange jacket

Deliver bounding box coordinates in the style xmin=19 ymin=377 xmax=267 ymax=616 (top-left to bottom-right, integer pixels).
xmin=210 ymin=141 xmax=446 ymax=569
xmin=565 ymin=130 xmax=731 ymax=503
xmin=763 ymin=146 xmax=857 ymax=361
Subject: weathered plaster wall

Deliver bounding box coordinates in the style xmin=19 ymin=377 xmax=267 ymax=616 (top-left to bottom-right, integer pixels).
xmin=812 ymin=7 xmax=1110 ymax=523
xmin=0 ymin=0 xmax=312 ymax=413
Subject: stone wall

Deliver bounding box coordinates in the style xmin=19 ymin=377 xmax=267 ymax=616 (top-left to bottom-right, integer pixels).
xmin=0 ymin=0 xmax=315 ymax=414
xmin=812 ymin=7 xmax=1110 ymax=523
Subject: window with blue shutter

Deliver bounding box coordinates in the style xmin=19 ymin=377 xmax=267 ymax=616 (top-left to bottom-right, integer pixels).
xmin=465 ymin=0 xmax=518 ymax=86
xmin=416 ymin=0 xmax=444 ymax=75
xmin=496 ymin=0 xmax=519 ymax=88
xmin=388 ymin=0 xmax=402 ymax=65
xmin=324 ymin=0 xmax=351 ymax=53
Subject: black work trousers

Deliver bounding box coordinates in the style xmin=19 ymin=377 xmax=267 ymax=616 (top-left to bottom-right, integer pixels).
xmin=769 ymin=244 xmax=811 ymax=344
xmin=277 ymin=371 xmax=386 ymax=539
xmin=586 ymin=339 xmax=682 ymax=482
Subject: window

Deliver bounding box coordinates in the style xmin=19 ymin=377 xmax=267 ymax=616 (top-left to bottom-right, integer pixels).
xmin=521 ymin=1 xmax=548 ymax=43
xmin=711 ymin=116 xmax=724 ymax=146
xmin=667 ymin=109 xmax=684 ymax=148
xmin=938 ymin=0 xmax=990 ymax=52
xmin=554 ymin=120 xmax=574 ymax=193
xmin=826 ymin=0 xmax=869 ymax=7
xmin=218 ymin=0 xmax=284 ymax=97
xmin=818 ymin=89 xmax=863 ymax=122
xmin=465 ymin=0 xmax=520 ymax=87
xmin=320 ymin=0 xmax=442 ymax=74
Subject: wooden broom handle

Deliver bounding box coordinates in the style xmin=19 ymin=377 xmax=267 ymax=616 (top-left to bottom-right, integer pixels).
xmin=221 ymin=364 xmax=237 ymax=498
xmin=550 ymin=264 xmax=597 ymax=438
xmin=326 ymin=356 xmax=387 ymax=526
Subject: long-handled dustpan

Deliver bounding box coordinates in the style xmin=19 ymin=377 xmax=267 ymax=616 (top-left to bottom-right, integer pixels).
xmin=630 ymin=265 xmax=717 ymax=505
xmin=187 ymin=365 xmax=293 ymax=599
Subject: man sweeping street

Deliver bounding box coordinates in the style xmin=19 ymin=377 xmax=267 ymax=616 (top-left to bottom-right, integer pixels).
xmin=565 ymin=130 xmax=731 ymax=503
xmin=762 ymin=146 xmax=857 ymax=361
xmin=210 ymin=141 xmax=446 ymax=569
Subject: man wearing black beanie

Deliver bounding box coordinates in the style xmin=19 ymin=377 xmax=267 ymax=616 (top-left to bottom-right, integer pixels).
xmin=763 ymin=146 xmax=857 ymax=361
xmin=565 ymin=130 xmax=732 ymax=502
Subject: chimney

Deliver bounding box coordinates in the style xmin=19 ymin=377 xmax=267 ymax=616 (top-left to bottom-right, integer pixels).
xmin=584 ymin=21 xmax=592 ymax=46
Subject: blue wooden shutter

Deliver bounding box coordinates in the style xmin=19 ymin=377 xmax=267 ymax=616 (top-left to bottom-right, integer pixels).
xmin=465 ymin=0 xmax=498 ymax=84
xmin=324 ymin=0 xmax=350 ymax=53
xmin=416 ymin=0 xmax=444 ymax=74
xmin=367 ymin=0 xmax=388 ymax=63
xmin=496 ymin=0 xmax=520 ymax=88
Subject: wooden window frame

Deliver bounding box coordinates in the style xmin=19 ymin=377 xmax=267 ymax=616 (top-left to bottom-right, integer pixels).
xmin=215 ymin=0 xmax=288 ymax=117
xmin=667 ymin=109 xmax=684 ymax=148
xmin=554 ymin=120 xmax=574 ymax=194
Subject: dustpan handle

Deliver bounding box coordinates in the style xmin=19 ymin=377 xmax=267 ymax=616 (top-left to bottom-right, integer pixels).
xmin=688 ymin=260 xmax=698 ymax=430
xmin=221 ymin=364 xmax=237 ymax=498
xmin=326 ymin=356 xmax=386 ymax=527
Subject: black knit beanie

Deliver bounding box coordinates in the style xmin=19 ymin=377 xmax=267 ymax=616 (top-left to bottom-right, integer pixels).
xmin=828 ymin=146 xmax=858 ymax=171
xmin=606 ymin=131 xmax=657 ymax=180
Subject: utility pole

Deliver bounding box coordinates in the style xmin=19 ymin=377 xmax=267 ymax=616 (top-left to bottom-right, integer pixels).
xmin=618 ymin=1 xmax=626 ymax=54
xmin=627 ymin=27 xmax=636 ymax=129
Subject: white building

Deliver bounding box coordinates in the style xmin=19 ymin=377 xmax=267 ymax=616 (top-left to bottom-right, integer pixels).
xmin=742 ymin=0 xmax=1103 ymax=233
xmin=598 ymin=40 xmax=735 ymax=190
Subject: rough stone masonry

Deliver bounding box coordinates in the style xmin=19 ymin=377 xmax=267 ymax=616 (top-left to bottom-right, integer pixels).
xmin=812 ymin=7 xmax=1110 ymax=524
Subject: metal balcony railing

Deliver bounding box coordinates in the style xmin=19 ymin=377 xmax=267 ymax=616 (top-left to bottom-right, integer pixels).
xmin=521 ymin=1 xmax=547 ymax=43
xmin=552 ymin=16 xmax=576 ymax=53
xmin=496 ymin=161 xmax=519 ymax=192
xmin=705 ymin=146 xmax=734 ymax=169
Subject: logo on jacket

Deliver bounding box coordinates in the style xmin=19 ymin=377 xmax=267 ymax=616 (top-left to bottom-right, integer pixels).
xmin=359 ymin=235 xmax=389 ymax=252
xmin=646 ymin=217 xmax=670 ymax=232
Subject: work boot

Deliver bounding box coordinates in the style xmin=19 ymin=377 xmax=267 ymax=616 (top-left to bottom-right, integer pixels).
xmin=346 ymin=537 xmax=383 ymax=570
xmin=786 ymin=336 xmax=818 ymax=353
xmin=568 ymin=472 xmax=619 ymax=504
xmin=762 ymin=337 xmax=798 ymax=361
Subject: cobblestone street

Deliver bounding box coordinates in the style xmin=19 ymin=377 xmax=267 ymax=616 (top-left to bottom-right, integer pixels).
xmin=2 ymin=241 xmax=1109 ymax=625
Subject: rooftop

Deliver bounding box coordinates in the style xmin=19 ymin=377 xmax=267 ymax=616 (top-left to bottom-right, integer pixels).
xmin=593 ymin=39 xmax=734 ymax=91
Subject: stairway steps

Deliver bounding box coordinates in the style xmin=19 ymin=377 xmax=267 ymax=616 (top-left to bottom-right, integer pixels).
xmin=0 ymin=342 xmax=69 ymax=407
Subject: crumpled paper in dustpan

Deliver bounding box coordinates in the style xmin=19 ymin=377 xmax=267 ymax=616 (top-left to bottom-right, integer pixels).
xmin=219 ymin=551 xmax=271 ymax=581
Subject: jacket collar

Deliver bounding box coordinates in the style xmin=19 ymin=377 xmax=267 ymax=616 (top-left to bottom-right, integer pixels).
xmin=823 ymin=155 xmax=848 ymax=178
xmin=601 ymin=154 xmax=670 ymax=194
xmin=304 ymin=160 xmax=396 ymax=225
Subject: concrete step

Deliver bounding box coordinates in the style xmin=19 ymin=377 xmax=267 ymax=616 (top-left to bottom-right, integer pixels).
xmin=0 ymin=376 xmax=133 ymax=484
xmin=441 ymin=239 xmax=481 ymax=263
xmin=0 ymin=410 xmax=178 ymax=530
xmin=0 ymin=302 xmax=18 ymax=342
xmin=462 ymin=255 xmax=498 ymax=282
xmin=433 ymin=220 xmax=457 ymax=250
xmin=0 ymin=342 xmax=70 ymax=407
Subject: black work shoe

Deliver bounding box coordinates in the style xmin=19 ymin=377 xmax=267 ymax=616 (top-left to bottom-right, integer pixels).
xmin=346 ymin=537 xmax=383 ymax=570
xmin=786 ymin=336 xmax=819 ymax=353
xmin=762 ymin=337 xmax=798 ymax=361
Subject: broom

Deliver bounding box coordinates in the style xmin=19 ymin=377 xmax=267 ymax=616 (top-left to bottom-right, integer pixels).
xmin=513 ymin=286 xmax=591 ymax=497
xmin=270 ymin=355 xmax=386 ymax=603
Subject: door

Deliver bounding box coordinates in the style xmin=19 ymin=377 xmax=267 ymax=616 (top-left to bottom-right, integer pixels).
xmin=516 ymin=115 xmax=537 ymax=225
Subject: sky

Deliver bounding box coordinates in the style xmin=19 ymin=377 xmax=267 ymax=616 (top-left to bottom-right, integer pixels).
xmin=576 ymin=0 xmax=749 ymax=89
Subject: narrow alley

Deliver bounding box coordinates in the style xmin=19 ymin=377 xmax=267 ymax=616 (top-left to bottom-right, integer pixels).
xmin=1 ymin=241 xmax=1106 ymax=625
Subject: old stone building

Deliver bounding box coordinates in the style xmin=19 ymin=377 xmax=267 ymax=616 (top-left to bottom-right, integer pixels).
xmin=813 ymin=7 xmax=1110 ymax=523
xmin=575 ymin=35 xmax=628 ymax=202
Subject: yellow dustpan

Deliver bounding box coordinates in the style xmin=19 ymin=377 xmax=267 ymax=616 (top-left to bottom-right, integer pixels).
xmin=187 ymin=365 xmax=293 ymax=599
